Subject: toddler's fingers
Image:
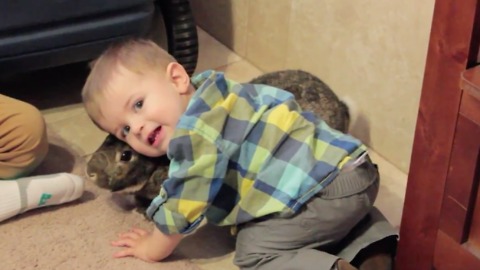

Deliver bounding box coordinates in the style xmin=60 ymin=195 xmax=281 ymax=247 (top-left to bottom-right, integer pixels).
xmin=113 ymin=248 xmax=134 ymax=258
xmin=118 ymin=231 xmax=141 ymax=240
xmin=130 ymin=227 xmax=148 ymax=236
xmin=111 ymin=238 xmax=136 ymax=248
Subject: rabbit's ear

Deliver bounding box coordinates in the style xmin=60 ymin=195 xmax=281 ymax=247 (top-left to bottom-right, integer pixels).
xmin=103 ymin=134 xmax=119 ymax=146
xmin=106 ymin=134 xmax=116 ymax=143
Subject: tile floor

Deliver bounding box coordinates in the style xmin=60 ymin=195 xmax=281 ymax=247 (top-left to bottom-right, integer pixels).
xmin=6 ymin=27 xmax=408 ymax=232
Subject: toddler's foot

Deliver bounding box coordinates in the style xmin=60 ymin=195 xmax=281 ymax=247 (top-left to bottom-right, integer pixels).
xmin=0 ymin=173 xmax=85 ymax=222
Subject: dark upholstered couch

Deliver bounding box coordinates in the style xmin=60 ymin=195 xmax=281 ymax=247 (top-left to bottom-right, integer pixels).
xmin=0 ymin=0 xmax=198 ymax=75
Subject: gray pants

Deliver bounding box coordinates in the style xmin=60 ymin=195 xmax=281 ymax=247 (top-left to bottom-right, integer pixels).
xmin=234 ymin=158 xmax=381 ymax=270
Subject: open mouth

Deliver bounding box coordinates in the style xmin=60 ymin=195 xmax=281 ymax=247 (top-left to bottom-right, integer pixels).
xmin=148 ymin=126 xmax=162 ymax=145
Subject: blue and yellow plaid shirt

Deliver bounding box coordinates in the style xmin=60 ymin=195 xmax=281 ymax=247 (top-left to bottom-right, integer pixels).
xmin=146 ymin=70 xmax=367 ymax=235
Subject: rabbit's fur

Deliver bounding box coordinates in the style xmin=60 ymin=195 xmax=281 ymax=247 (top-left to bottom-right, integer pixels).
xmin=249 ymin=70 xmax=349 ymax=133
xmin=86 ymin=70 xmax=350 ymax=212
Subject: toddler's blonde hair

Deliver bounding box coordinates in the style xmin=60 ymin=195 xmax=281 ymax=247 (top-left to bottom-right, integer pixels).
xmin=82 ymin=39 xmax=177 ymax=122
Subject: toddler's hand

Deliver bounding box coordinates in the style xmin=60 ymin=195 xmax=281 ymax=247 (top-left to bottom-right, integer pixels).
xmin=111 ymin=226 xmax=182 ymax=262
xmin=111 ymin=227 xmax=157 ymax=262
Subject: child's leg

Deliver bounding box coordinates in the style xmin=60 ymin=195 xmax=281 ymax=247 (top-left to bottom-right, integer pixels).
xmin=234 ymin=160 xmax=379 ymax=270
xmin=0 ymin=173 xmax=85 ymax=223
xmin=0 ymin=94 xmax=48 ymax=179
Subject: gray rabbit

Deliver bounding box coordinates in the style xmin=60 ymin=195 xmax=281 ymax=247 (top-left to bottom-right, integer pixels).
xmin=86 ymin=70 xmax=350 ymax=212
xmin=249 ymin=70 xmax=350 ymax=133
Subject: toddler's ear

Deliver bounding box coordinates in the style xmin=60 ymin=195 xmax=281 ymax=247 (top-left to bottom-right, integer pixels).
xmin=166 ymin=62 xmax=191 ymax=94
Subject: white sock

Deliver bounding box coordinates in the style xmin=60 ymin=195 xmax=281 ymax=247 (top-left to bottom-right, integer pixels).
xmin=0 ymin=173 xmax=85 ymax=223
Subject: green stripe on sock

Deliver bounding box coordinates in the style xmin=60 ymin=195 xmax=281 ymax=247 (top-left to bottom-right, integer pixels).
xmin=38 ymin=193 xmax=52 ymax=206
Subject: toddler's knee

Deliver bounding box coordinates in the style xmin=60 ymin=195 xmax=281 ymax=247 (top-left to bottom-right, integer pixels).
xmin=0 ymin=99 xmax=48 ymax=178
xmin=16 ymin=101 xmax=49 ymax=160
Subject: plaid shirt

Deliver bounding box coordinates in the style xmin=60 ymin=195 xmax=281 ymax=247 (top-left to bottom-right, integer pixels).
xmin=146 ymin=70 xmax=367 ymax=235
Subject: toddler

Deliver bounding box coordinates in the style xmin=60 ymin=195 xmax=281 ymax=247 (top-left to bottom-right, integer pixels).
xmin=82 ymin=39 xmax=386 ymax=270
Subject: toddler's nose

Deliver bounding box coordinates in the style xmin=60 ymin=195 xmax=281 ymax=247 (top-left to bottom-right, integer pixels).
xmin=129 ymin=122 xmax=144 ymax=136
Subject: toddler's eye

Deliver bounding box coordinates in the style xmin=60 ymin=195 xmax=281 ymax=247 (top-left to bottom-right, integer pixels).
xmin=121 ymin=126 xmax=130 ymax=137
xmin=134 ymin=100 xmax=143 ymax=110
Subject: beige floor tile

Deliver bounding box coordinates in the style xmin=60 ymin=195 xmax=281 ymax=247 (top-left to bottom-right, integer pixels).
xmin=195 ymin=253 xmax=236 ymax=270
xmin=369 ymin=150 xmax=407 ymax=229
xmin=216 ymin=60 xmax=263 ymax=82
xmin=42 ymin=103 xmax=86 ymax=124
xmin=45 ymin=109 xmax=108 ymax=156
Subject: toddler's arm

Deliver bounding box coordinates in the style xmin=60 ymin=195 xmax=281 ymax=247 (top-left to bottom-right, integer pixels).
xmin=111 ymin=225 xmax=183 ymax=262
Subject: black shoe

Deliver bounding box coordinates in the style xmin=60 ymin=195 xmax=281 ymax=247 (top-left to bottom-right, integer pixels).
xmin=351 ymin=236 xmax=397 ymax=270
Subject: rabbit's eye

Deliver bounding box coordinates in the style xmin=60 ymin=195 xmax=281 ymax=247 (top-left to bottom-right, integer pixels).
xmin=120 ymin=150 xmax=133 ymax=162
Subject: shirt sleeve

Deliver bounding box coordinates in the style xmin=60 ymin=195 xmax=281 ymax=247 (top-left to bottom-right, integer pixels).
xmin=146 ymin=128 xmax=228 ymax=235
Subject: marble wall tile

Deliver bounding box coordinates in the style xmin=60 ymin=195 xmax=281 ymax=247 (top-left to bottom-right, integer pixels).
xmin=190 ymin=0 xmax=249 ymax=57
xmin=244 ymin=0 xmax=292 ymax=72
xmin=191 ymin=0 xmax=435 ymax=172
xmin=286 ymin=0 xmax=434 ymax=172
xmin=194 ymin=28 xmax=242 ymax=74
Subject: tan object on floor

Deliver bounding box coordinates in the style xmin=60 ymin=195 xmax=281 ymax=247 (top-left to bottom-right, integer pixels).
xmin=0 ymin=94 xmax=48 ymax=179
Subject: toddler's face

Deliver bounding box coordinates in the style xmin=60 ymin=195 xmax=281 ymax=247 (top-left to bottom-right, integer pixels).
xmin=95 ymin=63 xmax=192 ymax=157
